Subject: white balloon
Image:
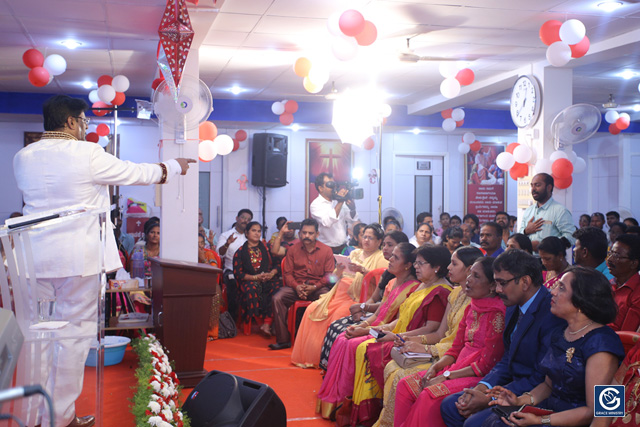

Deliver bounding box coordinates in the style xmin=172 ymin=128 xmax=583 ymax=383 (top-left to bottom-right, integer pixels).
xmin=439 ymin=62 xmax=459 ymax=78
xmin=43 ymin=54 xmax=67 ymax=76
xmin=88 ymin=90 xmax=100 ymax=104
xmin=308 ymin=64 xmax=330 ymax=86
xmin=451 ymin=108 xmax=465 ymax=121
xmin=549 ymin=150 xmax=568 ymax=162
xmin=98 ymin=136 xmax=109 ymax=148
xmin=568 ymin=150 xmax=578 ymax=164
xmin=331 ymin=36 xmax=358 ymax=61
xmin=271 ymin=101 xmax=285 ymax=115
xmin=112 ymin=75 xmax=130 ymax=92
xmin=559 ymin=19 xmax=586 ymax=45
xmin=327 ymin=11 xmax=342 ymax=36
xmin=98 ymin=84 xmax=116 ymax=103
xmin=619 ymin=112 xmax=631 ymax=122
xmin=238 ymin=139 xmax=248 ymax=150
xmin=573 ymin=157 xmax=587 ymax=174
xmin=215 ymin=134 xmax=234 ymax=156
xmin=463 ymin=132 xmax=476 ymax=144
xmin=535 ymin=158 xmax=553 ymax=174
xmin=605 ymin=110 xmax=619 ymax=124
xmin=458 ymin=143 xmax=470 ymax=154
xmin=198 ymin=140 xmax=217 ymax=162
xmin=440 ymin=78 xmax=461 ymax=99
xmin=496 ymin=152 xmax=516 ymax=170
xmin=546 ymin=42 xmax=572 ymax=67
xmin=381 ymin=104 xmax=392 ymax=118
xmin=442 ymin=118 xmax=456 ymax=132
xmin=513 ymin=145 xmax=533 ymax=164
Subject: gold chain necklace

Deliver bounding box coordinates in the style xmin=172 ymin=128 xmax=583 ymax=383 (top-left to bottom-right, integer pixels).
xmin=41 ymin=131 xmax=78 ymax=141
xmin=567 ymin=320 xmax=594 ymax=335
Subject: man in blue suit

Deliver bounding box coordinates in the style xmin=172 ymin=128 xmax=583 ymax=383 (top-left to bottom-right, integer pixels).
xmin=440 ymin=249 xmax=565 ymax=427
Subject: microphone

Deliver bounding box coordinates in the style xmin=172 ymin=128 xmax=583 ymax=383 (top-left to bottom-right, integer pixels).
xmin=0 ymin=385 xmax=42 ymax=403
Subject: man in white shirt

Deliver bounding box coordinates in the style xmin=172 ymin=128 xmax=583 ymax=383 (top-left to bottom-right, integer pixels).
xmin=309 ymin=173 xmax=359 ymax=254
xmin=218 ymin=208 xmax=253 ymax=321
xmin=12 ymin=95 xmax=194 ymax=427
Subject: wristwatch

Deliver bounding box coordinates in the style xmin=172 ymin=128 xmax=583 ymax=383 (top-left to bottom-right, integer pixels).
xmin=443 ymin=370 xmax=451 ymax=380
xmin=541 ymin=415 xmax=551 ymax=426
xmin=360 ymin=303 xmax=366 ymax=311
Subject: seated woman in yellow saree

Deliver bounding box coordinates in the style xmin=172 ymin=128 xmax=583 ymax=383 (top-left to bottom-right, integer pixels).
xmin=349 ymin=245 xmax=453 ymax=426
xmin=290 ymin=224 xmax=389 ymax=368
xmin=373 ymin=246 xmax=484 ymax=427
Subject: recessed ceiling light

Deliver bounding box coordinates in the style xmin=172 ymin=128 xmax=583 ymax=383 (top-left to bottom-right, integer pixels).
xmin=597 ymin=1 xmax=623 ymax=12
xmin=619 ymin=70 xmax=638 ymax=80
xmin=634 ymin=104 xmax=640 ymax=112
xmin=291 ymin=124 xmax=300 ymax=131
xmin=61 ymin=40 xmax=82 ymax=49
xmin=229 ymin=86 xmax=243 ymax=95
xmin=82 ymin=81 xmax=93 ymax=89
xmin=412 ymin=128 xmax=421 ymax=135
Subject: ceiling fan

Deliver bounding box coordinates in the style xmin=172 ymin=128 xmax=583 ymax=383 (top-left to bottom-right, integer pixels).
xmin=602 ymin=94 xmax=618 ymax=109
xmin=398 ymin=38 xmax=460 ymax=63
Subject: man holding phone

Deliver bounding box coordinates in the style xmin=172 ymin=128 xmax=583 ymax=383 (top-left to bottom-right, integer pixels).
xmin=270 ymin=218 xmax=335 ymax=350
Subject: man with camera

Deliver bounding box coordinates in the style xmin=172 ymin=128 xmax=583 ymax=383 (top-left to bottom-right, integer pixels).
xmin=310 ymin=172 xmax=359 ymax=254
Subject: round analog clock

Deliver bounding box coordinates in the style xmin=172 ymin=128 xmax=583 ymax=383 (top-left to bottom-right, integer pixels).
xmin=510 ymin=75 xmax=542 ymax=128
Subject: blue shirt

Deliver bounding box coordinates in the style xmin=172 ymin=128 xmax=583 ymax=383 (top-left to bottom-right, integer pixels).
xmin=519 ymin=197 xmax=576 ymax=245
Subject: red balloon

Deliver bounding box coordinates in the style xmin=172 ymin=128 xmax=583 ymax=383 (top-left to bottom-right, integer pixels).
xmin=510 ymin=162 xmax=529 ymax=179
xmin=539 ymin=20 xmax=562 ymax=46
xmin=551 ymin=158 xmax=573 ymax=179
xmin=92 ymin=101 xmax=110 ymax=117
xmin=199 ymin=121 xmax=218 ymax=140
xmin=456 ymin=119 xmax=464 ymax=127
xmin=152 ymin=77 xmax=164 ymax=90
xmin=339 ymin=10 xmax=365 ymax=37
xmin=570 ymin=36 xmax=590 ymax=59
xmin=382 ymin=117 xmax=388 ymax=126
xmin=456 ymin=68 xmax=475 ymax=86
xmin=609 ymin=123 xmax=621 ymax=135
xmin=279 ymin=112 xmax=294 ymax=126
xmin=363 ymin=137 xmax=375 ymax=150
xmin=96 ymin=123 xmax=110 ymax=137
xmin=235 ymin=130 xmax=247 ymax=142
xmin=441 ymin=108 xmax=453 ymax=119
xmin=616 ymin=116 xmax=630 ymax=130
xmin=554 ymin=175 xmax=573 ymax=190
xmin=284 ymin=100 xmax=299 ymax=114
xmin=111 ymin=92 xmax=126 ymax=106
xmin=470 ymin=140 xmax=482 ymax=152
xmin=506 ymin=142 xmax=519 ymax=154
xmin=97 ymin=75 xmax=113 ymax=87
xmin=23 ymin=49 xmax=44 ymax=69
xmin=232 ymin=139 xmax=240 ymax=152
xmin=85 ymin=132 xmax=100 ymax=143
xmin=355 ymin=20 xmax=377 ymax=46
xmin=28 ymin=67 xmax=50 ymax=87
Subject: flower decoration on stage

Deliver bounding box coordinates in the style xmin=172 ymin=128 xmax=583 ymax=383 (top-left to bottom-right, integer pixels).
xmin=442 ymin=108 xmax=466 ymax=132
xmin=158 ymin=0 xmax=194 ymax=99
xmin=604 ymin=110 xmax=631 ymax=134
xmin=131 ymin=334 xmax=189 ymax=427
xmin=271 ymin=100 xmax=299 ymax=126
xmin=22 ymin=48 xmax=67 ymax=87
xmin=540 ymin=19 xmax=590 ymax=67
xmin=439 ymin=63 xmax=475 ymax=99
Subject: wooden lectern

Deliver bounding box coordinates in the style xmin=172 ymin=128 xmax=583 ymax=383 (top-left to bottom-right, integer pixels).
xmin=150 ymin=258 xmax=221 ymax=387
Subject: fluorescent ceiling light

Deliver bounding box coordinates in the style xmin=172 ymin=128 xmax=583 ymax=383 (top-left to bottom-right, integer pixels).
xmin=597 ymin=1 xmax=623 ymax=12
xmin=634 ymin=104 xmax=640 ymax=112
xmin=61 ymin=40 xmax=82 ymax=49
xmin=619 ymin=70 xmax=638 ymax=80
xmin=412 ymin=128 xmax=421 ymax=135
xmin=82 ymin=81 xmax=93 ymax=89
xmin=291 ymin=124 xmax=300 ymax=131
xmin=229 ymin=86 xmax=243 ymax=95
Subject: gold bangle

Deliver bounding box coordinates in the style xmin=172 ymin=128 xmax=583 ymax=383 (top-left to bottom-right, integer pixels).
xmin=523 ymin=392 xmax=535 ymax=405
xmin=158 ymin=163 xmax=168 ymax=184
xmin=420 ymin=335 xmax=428 ymax=345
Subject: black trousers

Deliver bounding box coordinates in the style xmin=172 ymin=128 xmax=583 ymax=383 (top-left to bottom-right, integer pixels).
xmin=223 ymin=270 xmax=239 ymax=322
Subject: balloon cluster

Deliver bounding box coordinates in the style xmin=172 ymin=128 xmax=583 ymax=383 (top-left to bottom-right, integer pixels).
xmin=22 ymin=49 xmax=67 ymax=87
xmin=535 ymin=150 xmax=586 ymax=189
xmin=457 ymin=132 xmax=482 ymax=154
xmin=496 ymin=143 xmax=536 ymax=180
xmin=85 ymin=123 xmax=111 ymax=146
xmin=87 ymin=74 xmax=130 ymax=117
xmin=439 ymin=63 xmax=475 ymax=99
xmin=540 ymin=20 xmax=590 ymax=67
xmin=271 ymin=100 xmax=299 ymax=125
xmin=442 ymin=108 xmax=466 ymax=132
xmin=604 ymin=110 xmax=631 ymax=135
xmin=198 ymin=121 xmax=243 ymax=162
xmin=328 ymin=10 xmax=378 ymax=61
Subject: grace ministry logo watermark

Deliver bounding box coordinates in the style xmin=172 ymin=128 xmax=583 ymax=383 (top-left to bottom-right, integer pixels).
xmin=594 ymin=385 xmax=625 ymax=417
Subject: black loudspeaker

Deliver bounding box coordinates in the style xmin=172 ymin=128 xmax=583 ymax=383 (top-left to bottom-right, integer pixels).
xmin=182 ymin=370 xmax=287 ymax=427
xmin=251 ymin=133 xmax=288 ymax=188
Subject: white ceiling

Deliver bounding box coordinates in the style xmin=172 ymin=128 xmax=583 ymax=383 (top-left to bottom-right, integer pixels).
xmin=1 ymin=0 xmax=640 ymax=120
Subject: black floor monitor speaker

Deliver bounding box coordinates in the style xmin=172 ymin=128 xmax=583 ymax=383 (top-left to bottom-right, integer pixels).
xmin=182 ymin=370 xmax=287 ymax=427
xmin=251 ymin=133 xmax=288 ymax=188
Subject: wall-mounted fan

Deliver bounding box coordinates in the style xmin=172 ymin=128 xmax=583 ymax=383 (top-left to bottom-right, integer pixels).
xmin=152 ymin=77 xmax=213 ymax=136
xmin=550 ymin=103 xmax=602 ymax=150
xmin=381 ymin=207 xmax=404 ymax=230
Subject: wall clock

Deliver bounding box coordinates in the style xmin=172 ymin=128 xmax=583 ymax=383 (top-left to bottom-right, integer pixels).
xmin=510 ymin=75 xmax=542 ymax=129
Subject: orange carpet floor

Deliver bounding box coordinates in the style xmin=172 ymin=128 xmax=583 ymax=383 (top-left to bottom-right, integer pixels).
xmin=75 ymin=332 xmax=334 ymax=426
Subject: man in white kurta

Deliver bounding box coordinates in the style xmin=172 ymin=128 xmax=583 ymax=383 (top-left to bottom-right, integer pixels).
xmin=309 ymin=172 xmax=358 ymax=254
xmin=13 ymin=95 xmax=194 ymax=427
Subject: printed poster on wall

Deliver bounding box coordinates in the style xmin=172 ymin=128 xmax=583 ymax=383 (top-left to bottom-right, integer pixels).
xmin=464 ymin=142 xmax=507 ymax=225
xmin=305 ymin=139 xmax=352 ymax=217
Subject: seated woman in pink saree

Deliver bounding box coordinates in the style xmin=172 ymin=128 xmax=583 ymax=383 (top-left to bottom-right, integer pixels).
xmin=316 ymin=243 xmax=420 ymax=418
xmin=394 ymin=257 xmax=506 ymax=427
xmin=349 ymin=245 xmax=453 ymax=426
xmin=291 ymin=224 xmax=388 ymax=368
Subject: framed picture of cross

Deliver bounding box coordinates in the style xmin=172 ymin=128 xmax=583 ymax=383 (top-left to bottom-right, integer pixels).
xmin=305 ymin=139 xmax=352 ymax=217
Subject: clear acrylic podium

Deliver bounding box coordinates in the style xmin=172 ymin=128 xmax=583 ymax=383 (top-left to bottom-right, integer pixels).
xmin=0 ymin=207 xmax=109 ymax=427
